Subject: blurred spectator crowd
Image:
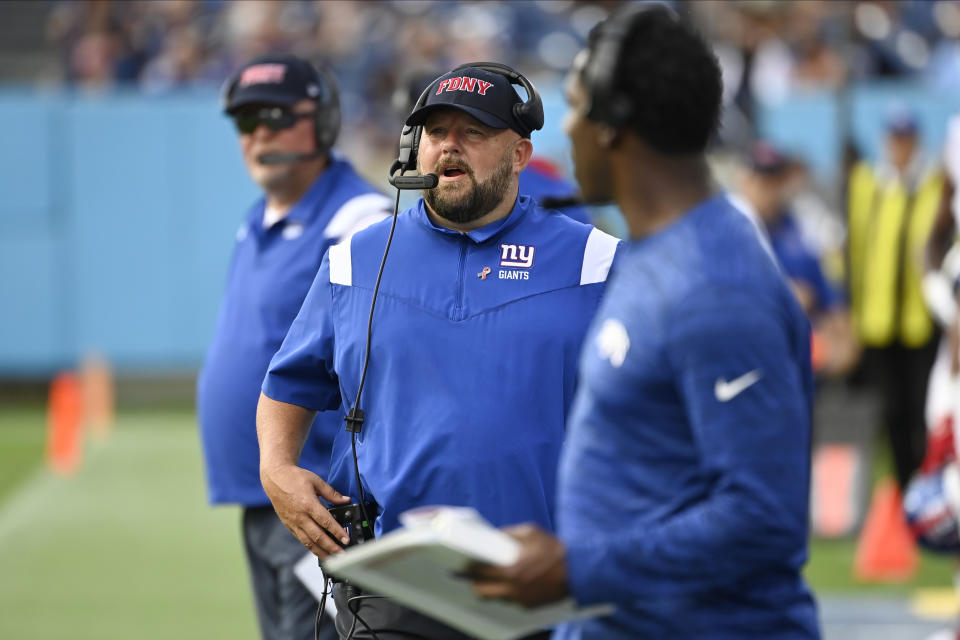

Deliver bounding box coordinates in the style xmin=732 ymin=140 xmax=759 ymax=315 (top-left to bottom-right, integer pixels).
xmin=44 ymin=0 xmax=609 ymax=160
xmin=39 ymin=0 xmax=960 ymax=150
xmin=44 ymin=1 xmax=960 ymax=91
xmin=36 ymin=0 xmax=960 ymax=373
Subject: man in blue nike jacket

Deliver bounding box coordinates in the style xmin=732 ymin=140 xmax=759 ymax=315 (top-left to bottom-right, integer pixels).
xmin=471 ymin=6 xmax=820 ymax=639
xmin=256 ymin=64 xmax=620 ymax=639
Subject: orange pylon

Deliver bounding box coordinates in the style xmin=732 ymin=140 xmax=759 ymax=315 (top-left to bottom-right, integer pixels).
xmin=853 ymin=477 xmax=918 ymax=582
xmin=811 ymin=443 xmax=860 ymax=538
xmin=80 ymin=353 xmax=115 ymax=438
xmin=45 ymin=372 xmax=84 ymax=476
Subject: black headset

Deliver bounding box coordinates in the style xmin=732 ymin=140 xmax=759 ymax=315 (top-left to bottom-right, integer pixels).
xmin=388 ymin=61 xmax=544 ymax=186
xmin=221 ymin=59 xmax=341 ymax=155
xmin=581 ymin=2 xmax=679 ymax=128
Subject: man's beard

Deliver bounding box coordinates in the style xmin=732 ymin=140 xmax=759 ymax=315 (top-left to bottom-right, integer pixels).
xmin=422 ymin=150 xmax=513 ymax=224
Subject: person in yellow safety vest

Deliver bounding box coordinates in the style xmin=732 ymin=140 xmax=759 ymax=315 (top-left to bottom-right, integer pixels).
xmin=847 ymin=108 xmax=944 ymax=490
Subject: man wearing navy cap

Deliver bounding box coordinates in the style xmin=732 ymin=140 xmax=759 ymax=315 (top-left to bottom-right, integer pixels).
xmin=197 ymin=54 xmax=390 ymax=640
xmin=256 ymin=64 xmax=620 ymax=638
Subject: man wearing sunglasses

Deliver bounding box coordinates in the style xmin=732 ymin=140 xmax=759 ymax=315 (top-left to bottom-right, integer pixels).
xmin=197 ymin=54 xmax=390 ymax=640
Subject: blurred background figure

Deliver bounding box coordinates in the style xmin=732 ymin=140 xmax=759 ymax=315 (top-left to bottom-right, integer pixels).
xmin=904 ymin=107 xmax=960 ymax=640
xmin=733 ymin=140 xmax=859 ymax=380
xmin=923 ymin=109 xmax=960 ymax=442
xmin=197 ymin=53 xmax=389 ymax=640
xmin=847 ymin=107 xmax=944 ymax=491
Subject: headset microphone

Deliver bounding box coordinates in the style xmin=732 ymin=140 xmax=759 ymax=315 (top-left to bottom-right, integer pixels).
xmin=257 ymin=151 xmax=325 ymax=165
xmin=387 ymin=161 xmax=438 ymax=190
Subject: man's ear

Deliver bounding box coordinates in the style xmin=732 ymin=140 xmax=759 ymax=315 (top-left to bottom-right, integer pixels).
xmin=598 ymin=125 xmax=619 ymax=149
xmin=513 ymin=138 xmax=534 ymax=173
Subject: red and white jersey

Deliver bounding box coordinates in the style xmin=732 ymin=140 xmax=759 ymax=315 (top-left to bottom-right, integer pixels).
xmin=944 ymin=114 xmax=960 ymax=229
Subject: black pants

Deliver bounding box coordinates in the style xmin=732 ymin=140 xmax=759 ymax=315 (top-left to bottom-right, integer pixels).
xmin=332 ymin=584 xmax=552 ymax=640
xmin=243 ymin=506 xmax=338 ymax=640
xmin=861 ymin=340 xmax=938 ymax=489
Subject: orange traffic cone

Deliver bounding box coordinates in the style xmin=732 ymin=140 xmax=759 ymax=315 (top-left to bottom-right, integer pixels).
xmin=853 ymin=477 xmax=918 ymax=582
xmin=45 ymin=372 xmax=84 ymax=476
xmin=811 ymin=330 xmax=829 ymax=373
xmin=80 ymin=353 xmax=114 ymax=438
xmin=811 ymin=443 xmax=861 ymax=538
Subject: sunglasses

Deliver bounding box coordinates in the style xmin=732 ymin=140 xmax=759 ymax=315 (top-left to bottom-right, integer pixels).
xmin=233 ymin=106 xmax=314 ymax=134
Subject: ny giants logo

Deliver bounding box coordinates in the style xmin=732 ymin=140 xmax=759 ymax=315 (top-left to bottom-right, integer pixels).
xmin=239 ymin=64 xmax=286 ymax=87
xmin=435 ymin=76 xmax=493 ymax=96
xmin=500 ymin=244 xmax=534 ymax=268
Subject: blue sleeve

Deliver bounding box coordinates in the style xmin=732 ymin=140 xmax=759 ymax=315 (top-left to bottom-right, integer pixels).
xmin=564 ymin=289 xmax=812 ymax=602
xmin=261 ymin=255 xmax=342 ymax=412
xmin=803 ymin=254 xmax=840 ymax=311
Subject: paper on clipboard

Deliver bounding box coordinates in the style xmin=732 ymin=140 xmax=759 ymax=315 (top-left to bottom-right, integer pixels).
xmin=322 ymin=506 xmax=612 ymax=640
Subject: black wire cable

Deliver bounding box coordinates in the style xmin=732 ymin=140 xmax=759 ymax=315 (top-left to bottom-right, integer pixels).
xmin=346 ymin=607 xmax=360 ymax=640
xmin=538 ymin=194 xmax=585 ymax=210
xmin=346 ymin=187 xmax=403 ymax=534
xmin=344 ymin=594 xmax=434 ymax=640
xmin=314 ymin=576 xmax=332 ymax=640
xmin=340 ymin=184 xmax=438 ymax=640
xmin=347 ymin=595 xmax=383 ymax=640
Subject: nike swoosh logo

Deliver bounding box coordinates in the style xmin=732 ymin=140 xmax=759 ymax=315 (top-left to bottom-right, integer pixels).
xmin=714 ymin=369 xmax=763 ymax=402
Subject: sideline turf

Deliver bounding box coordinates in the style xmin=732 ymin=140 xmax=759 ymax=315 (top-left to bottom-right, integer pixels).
xmin=0 ymin=405 xmax=957 ymax=638
xmin=0 ymin=406 xmax=47 ymax=498
xmin=0 ymin=406 xmax=257 ymax=640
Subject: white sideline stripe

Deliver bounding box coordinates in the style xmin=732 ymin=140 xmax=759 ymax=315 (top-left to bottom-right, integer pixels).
xmin=0 ymin=467 xmax=54 ymax=545
xmin=323 ymin=193 xmax=391 ymax=240
xmin=328 ymin=239 xmax=352 ymax=286
xmin=580 ymin=227 xmax=620 ymax=285
xmin=0 ymin=439 xmax=111 ymax=545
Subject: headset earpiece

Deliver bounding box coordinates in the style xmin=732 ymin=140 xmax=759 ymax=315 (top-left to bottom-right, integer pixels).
xmin=450 ymin=61 xmax=544 ymax=135
xmin=583 ymin=3 xmax=679 ymax=128
xmin=310 ymin=63 xmax=341 ymax=155
xmin=391 ymin=84 xmax=432 ymax=179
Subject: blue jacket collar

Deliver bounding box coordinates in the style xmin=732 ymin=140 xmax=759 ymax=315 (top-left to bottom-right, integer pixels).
xmin=413 ymin=194 xmax=533 ymax=244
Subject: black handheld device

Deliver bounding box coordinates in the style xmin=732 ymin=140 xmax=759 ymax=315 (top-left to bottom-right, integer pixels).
xmin=327 ymin=502 xmax=377 ymax=548
xmin=321 ymin=501 xmax=378 ymax=585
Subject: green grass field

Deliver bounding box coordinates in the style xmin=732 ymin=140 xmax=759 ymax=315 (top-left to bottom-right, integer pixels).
xmin=0 ymin=404 xmax=257 ymax=640
xmin=0 ymin=403 xmax=956 ymax=638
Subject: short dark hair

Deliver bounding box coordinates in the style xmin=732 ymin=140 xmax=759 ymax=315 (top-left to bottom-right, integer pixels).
xmin=586 ymin=6 xmax=722 ymax=154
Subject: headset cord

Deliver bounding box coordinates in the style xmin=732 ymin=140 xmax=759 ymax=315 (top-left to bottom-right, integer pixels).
xmin=341 ymin=189 xmax=437 ymax=640
xmin=346 ymin=595 xmax=380 ymax=640
xmin=539 ymin=194 xmax=585 ymax=210
xmin=314 ymin=576 xmax=332 ymax=640
xmin=345 ymin=187 xmax=403 ymax=533
xmin=345 ymin=594 xmax=432 ymax=640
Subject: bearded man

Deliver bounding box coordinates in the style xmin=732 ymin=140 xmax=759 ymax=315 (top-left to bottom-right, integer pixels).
xmin=255 ymin=64 xmax=620 ymax=640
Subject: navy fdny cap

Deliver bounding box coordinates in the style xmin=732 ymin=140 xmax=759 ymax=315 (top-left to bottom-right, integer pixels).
xmin=405 ymin=67 xmax=531 ymax=138
xmin=224 ymin=54 xmax=323 ymax=114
